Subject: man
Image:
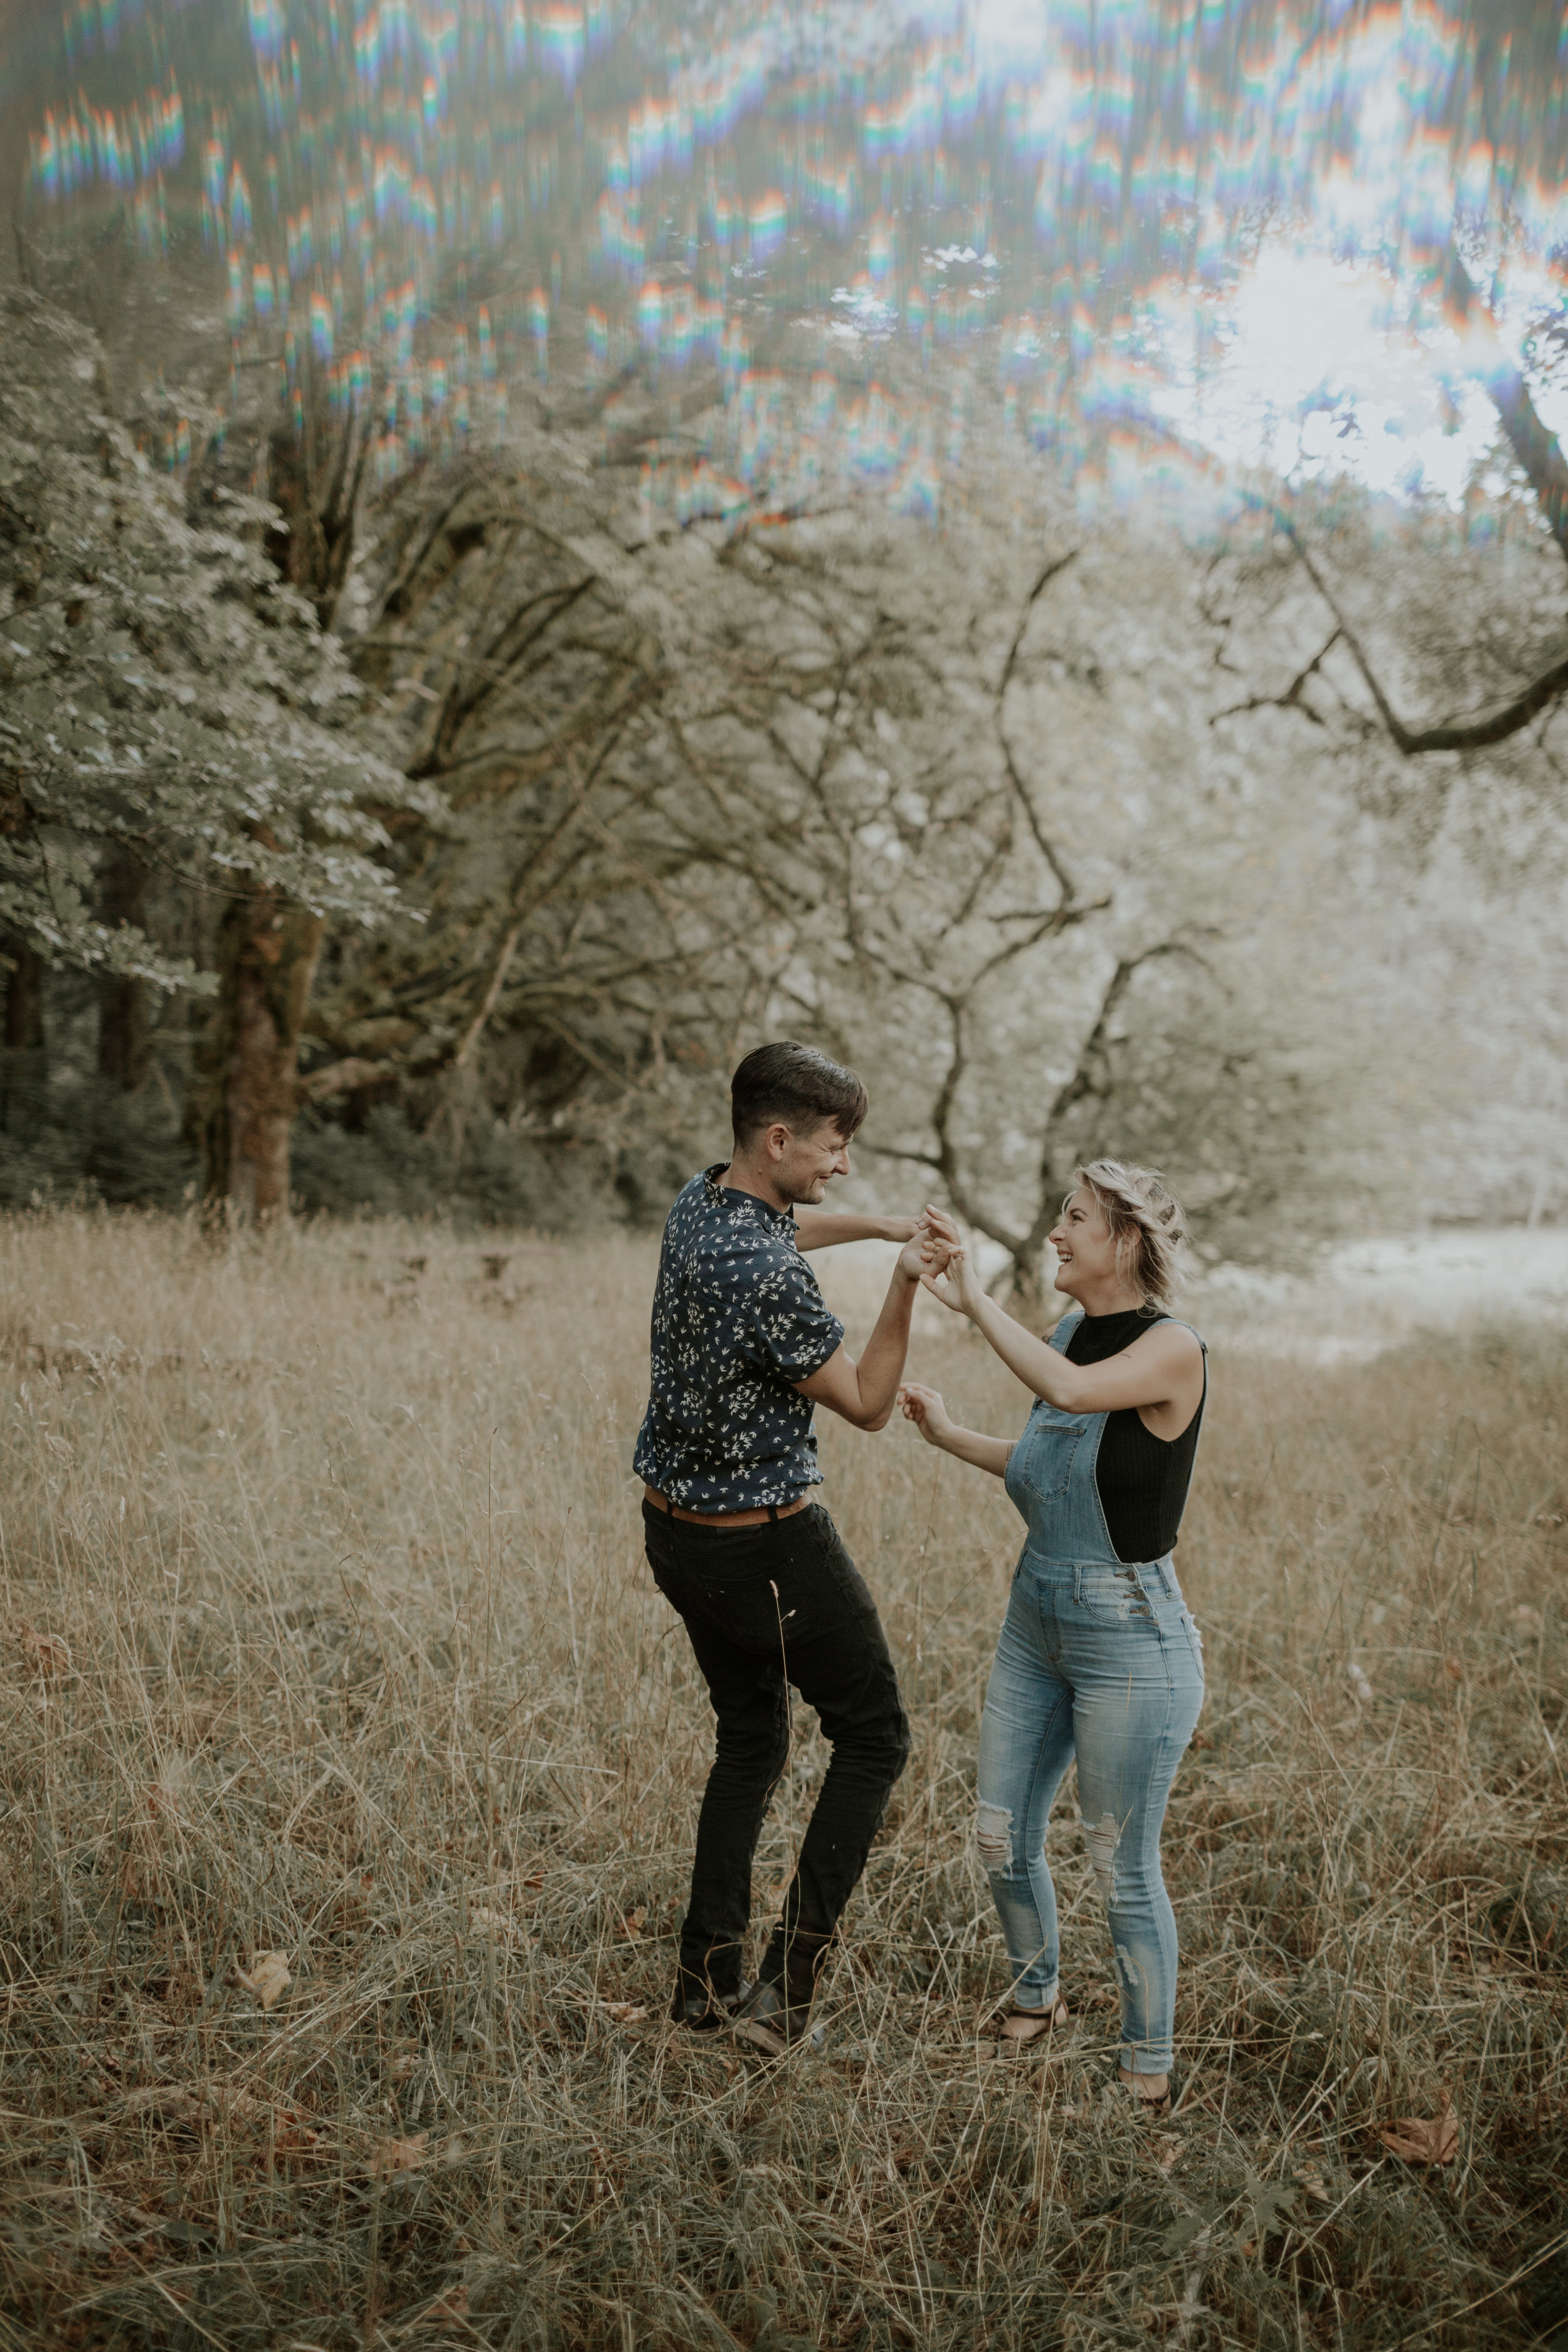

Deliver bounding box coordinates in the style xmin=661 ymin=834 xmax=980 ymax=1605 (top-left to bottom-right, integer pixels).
xmin=635 ymin=1040 xmax=954 ymax=2055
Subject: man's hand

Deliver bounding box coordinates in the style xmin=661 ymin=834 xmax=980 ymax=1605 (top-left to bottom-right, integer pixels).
xmin=904 ymin=1205 xmax=960 ymax=1282
xmin=896 ymin=1205 xmax=959 ymax=1281
xmin=899 ymin=1382 xmax=954 ymax=1448
xmin=896 ymin=1226 xmax=931 ymax=1279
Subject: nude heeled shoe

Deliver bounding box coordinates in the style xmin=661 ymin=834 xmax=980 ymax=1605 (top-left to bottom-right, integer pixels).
xmin=990 ymin=1993 xmax=1071 ymax=2047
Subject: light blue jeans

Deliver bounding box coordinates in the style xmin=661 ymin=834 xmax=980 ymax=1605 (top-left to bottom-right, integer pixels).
xmin=975 ymin=1549 xmax=1205 ymax=2074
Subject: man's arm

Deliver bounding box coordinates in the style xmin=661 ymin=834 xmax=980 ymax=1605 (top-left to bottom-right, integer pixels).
xmin=794 ymin=1209 xmax=919 ymax=1252
xmin=793 ymin=1232 xmax=931 ymax=1430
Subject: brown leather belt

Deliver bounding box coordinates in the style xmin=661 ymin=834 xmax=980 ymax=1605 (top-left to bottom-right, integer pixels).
xmin=644 ymin=1484 xmax=812 ymax=1530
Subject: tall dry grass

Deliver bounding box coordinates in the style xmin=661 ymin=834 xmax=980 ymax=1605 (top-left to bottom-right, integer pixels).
xmin=0 ymin=1212 xmax=1563 ymax=2352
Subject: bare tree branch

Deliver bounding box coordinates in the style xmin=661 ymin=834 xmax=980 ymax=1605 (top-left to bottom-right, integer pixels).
xmin=1275 ymin=511 xmax=1568 ymax=755
xmin=1016 ymin=940 xmax=1205 ymax=1269
xmin=1211 ymin=630 xmax=1340 ymax=728
xmin=995 ymin=549 xmax=1081 ymax=903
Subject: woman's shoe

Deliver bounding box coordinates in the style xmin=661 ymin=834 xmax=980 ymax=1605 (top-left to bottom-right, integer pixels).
xmin=1117 ymin=2063 xmax=1175 ymax=2114
xmin=991 ymin=1994 xmax=1071 ymax=2047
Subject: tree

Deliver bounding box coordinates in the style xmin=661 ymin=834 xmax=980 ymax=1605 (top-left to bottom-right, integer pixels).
xmin=289 ymin=345 xmax=1419 ymax=1273
xmin=0 ymin=289 xmax=435 ymax=1217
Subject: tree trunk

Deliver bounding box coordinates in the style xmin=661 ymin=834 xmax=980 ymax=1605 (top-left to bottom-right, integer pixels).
xmin=1446 ymin=245 xmax=1568 ymax=566
xmin=192 ymin=891 xmax=324 ymax=1222
xmin=264 ymin=369 xmax=366 ymax=629
xmin=1 ymin=936 xmax=45 ymax=1133
xmin=3 ymin=938 xmax=43 ymax=1052
xmin=97 ymin=848 xmax=151 ymax=1091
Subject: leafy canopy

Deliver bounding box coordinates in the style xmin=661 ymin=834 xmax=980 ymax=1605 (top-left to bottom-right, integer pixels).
xmin=0 ymin=290 xmax=433 ymax=990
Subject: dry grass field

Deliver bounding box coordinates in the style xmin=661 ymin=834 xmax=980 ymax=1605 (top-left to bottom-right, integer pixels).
xmin=0 ymin=1212 xmax=1564 ymax=2352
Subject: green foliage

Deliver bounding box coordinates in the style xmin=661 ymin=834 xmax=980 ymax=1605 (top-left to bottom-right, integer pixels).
xmin=0 ymin=291 xmax=427 ymax=989
xmin=0 ymin=1052 xmax=196 ymax=1210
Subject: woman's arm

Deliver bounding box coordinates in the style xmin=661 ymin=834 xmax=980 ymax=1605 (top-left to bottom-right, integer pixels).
xmin=924 ymin=1252 xmax=1204 ymax=1425
xmin=898 ymin=1382 xmax=1014 ymax=1477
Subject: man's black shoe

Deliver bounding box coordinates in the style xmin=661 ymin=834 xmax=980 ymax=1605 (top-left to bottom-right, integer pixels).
xmin=731 ymin=1973 xmax=827 ymax=2057
xmin=671 ymin=1981 xmax=751 ymax=2033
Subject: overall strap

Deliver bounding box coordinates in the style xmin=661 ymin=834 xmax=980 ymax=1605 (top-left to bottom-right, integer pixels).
xmin=1150 ymin=1315 xmax=1207 ymax=1355
xmin=1046 ymin=1311 xmax=1083 ymax=1355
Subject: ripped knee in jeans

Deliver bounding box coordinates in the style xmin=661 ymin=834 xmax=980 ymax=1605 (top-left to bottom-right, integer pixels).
xmin=975 ymin=1800 xmax=1012 ymax=1873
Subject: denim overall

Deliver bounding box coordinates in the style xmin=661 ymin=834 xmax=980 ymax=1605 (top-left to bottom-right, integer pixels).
xmin=974 ymin=1311 xmax=1205 ymax=2075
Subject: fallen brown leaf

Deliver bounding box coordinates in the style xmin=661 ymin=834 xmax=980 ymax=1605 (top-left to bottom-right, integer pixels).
xmin=620 ymin=1905 xmax=647 ymax=1938
xmin=1379 ymin=2102 xmax=1458 ymax=2166
xmin=19 ymin=1624 xmax=71 ymax=1677
xmin=430 ymin=2285 xmax=470 ymax=2325
xmin=236 ymin=1952 xmax=292 ymax=2010
xmin=604 ymin=2001 xmax=648 ymax=2023
xmin=371 ymin=2131 xmax=429 ymax=2178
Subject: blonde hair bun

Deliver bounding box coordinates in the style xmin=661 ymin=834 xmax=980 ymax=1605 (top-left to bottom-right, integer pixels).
xmin=1071 ymin=1159 xmax=1187 ymax=1313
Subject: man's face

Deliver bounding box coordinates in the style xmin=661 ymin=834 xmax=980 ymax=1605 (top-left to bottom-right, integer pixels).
xmin=771 ymin=1118 xmax=853 ymax=1205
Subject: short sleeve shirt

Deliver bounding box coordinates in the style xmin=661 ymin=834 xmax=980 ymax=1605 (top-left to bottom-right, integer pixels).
xmin=632 ymin=1165 xmax=846 ymax=1511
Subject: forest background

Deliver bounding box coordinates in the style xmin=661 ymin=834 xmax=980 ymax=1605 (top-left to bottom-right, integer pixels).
xmin=2 ymin=10 xmax=1568 ymax=2352
xmin=1 ymin=0 xmax=1566 ymax=1281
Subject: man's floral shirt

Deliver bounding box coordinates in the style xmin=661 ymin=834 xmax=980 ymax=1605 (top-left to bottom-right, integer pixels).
xmin=633 ymin=1165 xmax=845 ymax=1510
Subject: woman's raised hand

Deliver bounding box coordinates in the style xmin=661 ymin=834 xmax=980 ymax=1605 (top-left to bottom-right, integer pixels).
xmin=899 ymin=1382 xmax=953 ymax=1447
xmin=921 ymin=1242 xmax=986 ymax=1318
xmin=901 ymin=1204 xmax=961 ymax=1282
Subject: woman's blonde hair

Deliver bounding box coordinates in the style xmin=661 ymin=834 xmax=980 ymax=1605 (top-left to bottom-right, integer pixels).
xmin=1069 ymin=1159 xmax=1187 ymax=1313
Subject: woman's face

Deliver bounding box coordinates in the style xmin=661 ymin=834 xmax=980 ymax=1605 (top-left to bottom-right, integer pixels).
xmin=1047 ymin=1186 xmax=1128 ymax=1305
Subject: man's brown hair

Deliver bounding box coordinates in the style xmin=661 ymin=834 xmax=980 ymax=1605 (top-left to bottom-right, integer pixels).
xmin=730 ymin=1041 xmax=869 ymax=1148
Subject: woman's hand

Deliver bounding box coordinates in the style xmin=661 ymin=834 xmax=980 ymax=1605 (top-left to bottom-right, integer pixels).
xmin=921 ymin=1244 xmax=987 ymax=1319
xmin=899 ymin=1382 xmax=954 ymax=1448
xmin=898 ymin=1205 xmax=961 ymax=1281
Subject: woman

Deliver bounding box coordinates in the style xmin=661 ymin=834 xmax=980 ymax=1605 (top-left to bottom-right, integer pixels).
xmin=901 ymin=1161 xmax=1206 ymax=2112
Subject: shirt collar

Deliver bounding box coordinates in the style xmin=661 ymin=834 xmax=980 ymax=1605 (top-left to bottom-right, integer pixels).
xmin=702 ymin=1162 xmax=797 ymax=1230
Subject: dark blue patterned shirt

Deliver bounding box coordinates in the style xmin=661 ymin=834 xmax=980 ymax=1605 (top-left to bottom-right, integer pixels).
xmin=633 ymin=1165 xmax=846 ymax=1510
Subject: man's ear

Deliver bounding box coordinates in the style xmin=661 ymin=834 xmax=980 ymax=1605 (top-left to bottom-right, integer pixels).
xmin=763 ymin=1120 xmax=792 ymax=1162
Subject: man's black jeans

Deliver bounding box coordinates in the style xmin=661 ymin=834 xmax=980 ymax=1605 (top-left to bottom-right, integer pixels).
xmin=643 ymin=1496 xmax=911 ymax=1999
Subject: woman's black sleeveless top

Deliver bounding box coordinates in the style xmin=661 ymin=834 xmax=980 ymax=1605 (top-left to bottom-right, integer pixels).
xmin=1062 ymin=1307 xmax=1206 ymax=1565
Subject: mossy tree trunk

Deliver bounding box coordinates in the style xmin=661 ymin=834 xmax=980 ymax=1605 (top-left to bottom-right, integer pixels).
xmin=191 ymin=888 xmax=324 ymax=1223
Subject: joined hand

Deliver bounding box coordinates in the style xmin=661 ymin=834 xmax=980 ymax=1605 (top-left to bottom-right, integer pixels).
xmin=897 ymin=1203 xmax=961 ymax=1282
xmin=919 ymin=1241 xmax=986 ymax=1317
